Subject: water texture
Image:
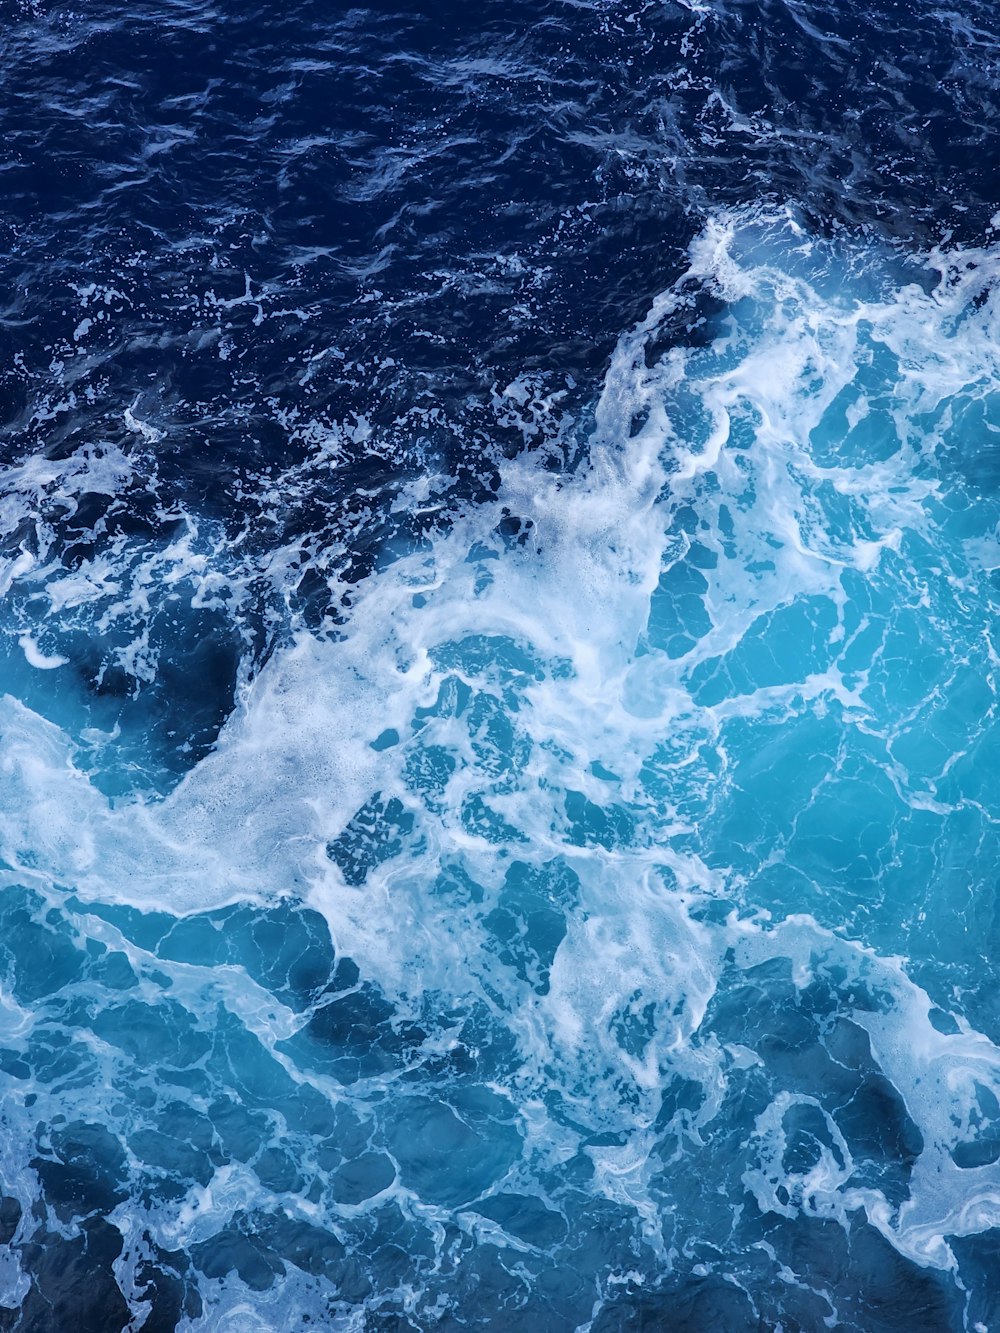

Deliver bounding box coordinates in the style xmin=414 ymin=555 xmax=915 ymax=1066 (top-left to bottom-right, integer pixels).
xmin=3 ymin=1 xmax=1000 ymax=1329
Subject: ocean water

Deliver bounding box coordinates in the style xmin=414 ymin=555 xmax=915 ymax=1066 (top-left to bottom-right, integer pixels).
xmin=4 ymin=1 xmax=1000 ymax=1330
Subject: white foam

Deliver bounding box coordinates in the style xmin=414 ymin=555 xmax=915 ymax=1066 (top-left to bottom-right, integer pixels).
xmin=5 ymin=208 xmax=1000 ymax=1284
xmin=123 ymin=403 xmax=164 ymax=443
xmin=17 ymin=635 xmax=68 ymax=670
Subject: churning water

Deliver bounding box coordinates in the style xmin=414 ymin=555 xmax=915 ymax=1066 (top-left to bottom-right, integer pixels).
xmin=4 ymin=1 xmax=1000 ymax=1329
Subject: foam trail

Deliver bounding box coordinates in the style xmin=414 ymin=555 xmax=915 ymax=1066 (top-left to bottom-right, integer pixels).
xmin=3 ymin=210 xmax=1000 ymax=1327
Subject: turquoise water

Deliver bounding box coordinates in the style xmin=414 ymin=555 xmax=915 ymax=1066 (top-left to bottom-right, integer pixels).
xmin=4 ymin=212 xmax=1000 ymax=1327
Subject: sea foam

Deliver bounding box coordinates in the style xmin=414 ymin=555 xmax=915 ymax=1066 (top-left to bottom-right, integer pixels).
xmin=2 ymin=210 xmax=1000 ymax=1326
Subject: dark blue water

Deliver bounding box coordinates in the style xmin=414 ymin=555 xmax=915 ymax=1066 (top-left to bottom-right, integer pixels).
xmin=4 ymin=1 xmax=1000 ymax=1328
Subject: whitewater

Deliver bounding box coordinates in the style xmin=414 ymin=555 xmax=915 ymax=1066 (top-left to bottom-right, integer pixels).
xmin=2 ymin=203 xmax=1000 ymax=1328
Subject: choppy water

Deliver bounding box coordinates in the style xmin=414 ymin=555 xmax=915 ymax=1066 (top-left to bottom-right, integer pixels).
xmin=4 ymin=2 xmax=1000 ymax=1330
